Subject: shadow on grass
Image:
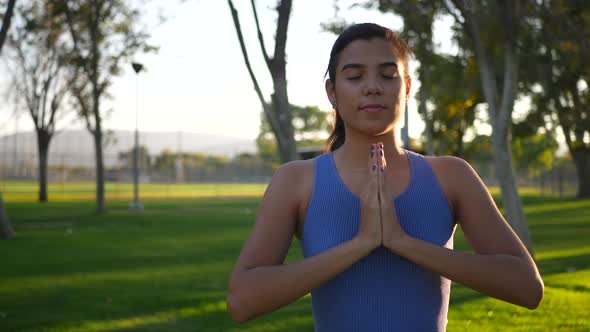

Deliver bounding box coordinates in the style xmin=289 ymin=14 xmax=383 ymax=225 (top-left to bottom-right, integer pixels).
xmin=537 ymin=253 xmax=590 ymax=275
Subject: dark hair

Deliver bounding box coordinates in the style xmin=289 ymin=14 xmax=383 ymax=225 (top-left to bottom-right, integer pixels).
xmin=324 ymin=23 xmax=413 ymax=152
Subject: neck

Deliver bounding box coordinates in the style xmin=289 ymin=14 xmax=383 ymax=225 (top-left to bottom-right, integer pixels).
xmin=334 ymin=129 xmax=405 ymax=171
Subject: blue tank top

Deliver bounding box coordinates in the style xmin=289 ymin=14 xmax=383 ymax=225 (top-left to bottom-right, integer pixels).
xmin=301 ymin=149 xmax=456 ymax=332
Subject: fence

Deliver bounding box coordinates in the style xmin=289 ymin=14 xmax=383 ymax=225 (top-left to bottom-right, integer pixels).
xmin=0 ymin=151 xmax=580 ymax=201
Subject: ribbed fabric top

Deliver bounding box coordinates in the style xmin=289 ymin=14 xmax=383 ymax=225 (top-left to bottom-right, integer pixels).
xmin=301 ymin=149 xmax=455 ymax=332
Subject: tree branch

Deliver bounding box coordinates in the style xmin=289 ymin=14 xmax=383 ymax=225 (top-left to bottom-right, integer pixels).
xmin=227 ymin=0 xmax=281 ymax=135
xmin=498 ymin=1 xmax=519 ymax=127
xmin=0 ymin=0 xmax=16 ymax=54
xmin=442 ymin=0 xmax=465 ymax=26
xmin=273 ymin=0 xmax=292 ymax=68
xmin=250 ymin=0 xmax=271 ymax=67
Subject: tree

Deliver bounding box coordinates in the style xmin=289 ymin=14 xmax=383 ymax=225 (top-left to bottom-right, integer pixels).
xmin=511 ymin=133 xmax=559 ymax=178
xmin=523 ymin=0 xmax=590 ymax=198
xmin=0 ymin=0 xmax=17 ymax=239
xmin=257 ymin=103 xmax=331 ymax=161
xmin=424 ymin=53 xmax=480 ymax=157
xmin=227 ymin=0 xmax=298 ymax=163
xmin=118 ymin=145 xmax=150 ymax=171
xmin=56 ymin=0 xmax=155 ymax=213
xmin=6 ymin=0 xmax=72 ymax=202
xmin=441 ymin=0 xmax=535 ymax=254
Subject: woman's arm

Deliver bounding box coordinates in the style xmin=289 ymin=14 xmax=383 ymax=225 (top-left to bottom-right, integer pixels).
xmin=227 ymin=160 xmax=380 ymax=323
xmin=388 ymin=157 xmax=543 ymax=309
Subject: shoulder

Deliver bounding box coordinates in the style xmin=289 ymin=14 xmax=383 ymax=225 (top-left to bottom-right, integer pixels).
xmin=423 ymin=155 xmax=481 ymax=214
xmin=272 ymin=158 xmax=315 ymax=186
xmin=424 ymin=156 xmax=473 ymax=175
xmin=268 ymin=157 xmax=316 ymax=202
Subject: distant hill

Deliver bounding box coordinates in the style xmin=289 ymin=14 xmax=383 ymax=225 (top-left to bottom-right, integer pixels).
xmin=0 ymin=130 xmax=257 ymax=167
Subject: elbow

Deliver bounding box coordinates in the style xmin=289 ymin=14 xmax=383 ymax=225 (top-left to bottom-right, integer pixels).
xmin=523 ymin=276 xmax=544 ymax=310
xmin=226 ymin=287 xmax=252 ymax=323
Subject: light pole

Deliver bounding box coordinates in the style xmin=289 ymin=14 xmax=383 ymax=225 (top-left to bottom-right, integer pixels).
xmin=130 ymin=62 xmax=144 ymax=211
xmin=402 ymin=103 xmax=409 ymax=149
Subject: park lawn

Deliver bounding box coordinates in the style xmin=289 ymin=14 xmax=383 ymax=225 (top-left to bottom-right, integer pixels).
xmin=0 ymin=191 xmax=588 ymax=331
xmin=0 ymin=181 xmax=268 ymax=201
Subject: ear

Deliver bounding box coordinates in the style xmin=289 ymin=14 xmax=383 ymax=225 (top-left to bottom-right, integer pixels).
xmin=325 ymin=79 xmax=336 ymax=108
xmin=404 ymin=76 xmax=412 ymax=101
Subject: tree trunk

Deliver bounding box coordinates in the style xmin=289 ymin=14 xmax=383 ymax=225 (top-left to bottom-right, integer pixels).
xmin=37 ymin=129 xmax=51 ymax=202
xmin=271 ymin=71 xmax=298 ymax=162
xmin=92 ymin=122 xmax=105 ymax=214
xmin=571 ymin=148 xmax=590 ymax=199
xmin=227 ymin=0 xmax=298 ymax=163
xmin=492 ymin=128 xmax=534 ymax=254
xmin=0 ymin=193 xmax=15 ymax=239
xmin=455 ymin=1 xmax=535 ymax=255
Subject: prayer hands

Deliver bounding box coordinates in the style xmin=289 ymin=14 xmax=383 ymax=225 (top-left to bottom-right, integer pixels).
xmin=375 ymin=143 xmax=407 ymax=252
xmin=356 ymin=143 xmax=407 ymax=252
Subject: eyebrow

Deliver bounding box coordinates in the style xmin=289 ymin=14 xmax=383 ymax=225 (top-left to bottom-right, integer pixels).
xmin=341 ymin=62 xmax=398 ymax=71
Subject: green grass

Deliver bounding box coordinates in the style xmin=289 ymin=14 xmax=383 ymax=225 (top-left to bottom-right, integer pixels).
xmin=0 ymin=190 xmax=589 ymax=331
xmin=0 ymin=181 xmax=268 ymax=201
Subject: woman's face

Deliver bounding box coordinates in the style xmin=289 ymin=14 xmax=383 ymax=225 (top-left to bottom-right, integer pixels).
xmin=326 ymin=37 xmax=411 ymax=137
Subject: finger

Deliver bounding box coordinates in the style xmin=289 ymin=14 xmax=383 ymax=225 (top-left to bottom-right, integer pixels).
xmin=368 ymin=143 xmax=376 ymax=170
xmin=378 ymin=164 xmax=388 ymax=209
xmin=368 ymin=163 xmax=379 ymax=205
xmin=367 ymin=144 xmax=377 ymax=182
xmin=378 ymin=142 xmax=386 ymax=172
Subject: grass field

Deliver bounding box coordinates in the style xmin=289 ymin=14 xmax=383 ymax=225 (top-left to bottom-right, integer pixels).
xmin=0 ymin=184 xmax=589 ymax=331
xmin=0 ymin=181 xmax=268 ymax=201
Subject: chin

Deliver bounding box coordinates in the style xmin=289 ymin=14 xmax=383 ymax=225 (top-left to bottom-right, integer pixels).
xmin=356 ymin=123 xmax=395 ymax=137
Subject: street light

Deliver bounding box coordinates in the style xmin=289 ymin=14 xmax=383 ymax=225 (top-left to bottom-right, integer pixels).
xmin=130 ymin=62 xmax=144 ymax=211
xmin=402 ymin=103 xmax=409 ymax=149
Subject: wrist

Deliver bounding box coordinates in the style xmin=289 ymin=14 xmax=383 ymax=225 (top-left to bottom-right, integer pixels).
xmin=386 ymin=233 xmax=414 ymax=255
xmin=352 ymin=236 xmax=378 ymax=255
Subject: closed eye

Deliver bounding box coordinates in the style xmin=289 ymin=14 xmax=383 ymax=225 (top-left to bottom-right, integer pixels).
xmin=382 ymin=72 xmax=399 ymax=79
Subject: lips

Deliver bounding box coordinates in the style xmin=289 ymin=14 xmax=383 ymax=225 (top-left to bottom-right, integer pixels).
xmin=359 ymin=104 xmax=386 ymax=112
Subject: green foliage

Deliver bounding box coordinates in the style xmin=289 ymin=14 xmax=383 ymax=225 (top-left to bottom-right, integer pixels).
xmin=464 ymin=135 xmax=494 ymax=164
xmin=520 ymin=0 xmax=590 ymax=153
xmin=118 ymin=145 xmax=151 ymax=170
xmin=53 ymin=0 xmax=157 ymax=124
xmin=511 ymin=134 xmax=559 ymax=177
xmin=464 ymin=133 xmax=559 ymax=177
xmin=425 ymin=53 xmax=481 ymax=156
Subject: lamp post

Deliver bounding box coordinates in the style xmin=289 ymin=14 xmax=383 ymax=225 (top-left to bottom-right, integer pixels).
xmin=130 ymin=62 xmax=144 ymax=211
xmin=402 ymin=103 xmax=409 ymax=149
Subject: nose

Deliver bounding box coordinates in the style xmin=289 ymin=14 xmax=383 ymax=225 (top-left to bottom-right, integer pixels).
xmin=363 ymin=74 xmax=383 ymax=96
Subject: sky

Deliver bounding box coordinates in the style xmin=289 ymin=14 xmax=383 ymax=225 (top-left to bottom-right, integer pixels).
xmin=1 ymin=0 xmax=486 ymax=144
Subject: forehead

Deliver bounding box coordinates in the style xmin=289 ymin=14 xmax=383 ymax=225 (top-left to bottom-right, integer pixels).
xmin=337 ymin=38 xmax=401 ymax=69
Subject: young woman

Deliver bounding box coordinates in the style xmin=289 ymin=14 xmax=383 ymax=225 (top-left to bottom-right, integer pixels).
xmin=227 ymin=23 xmax=543 ymax=331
